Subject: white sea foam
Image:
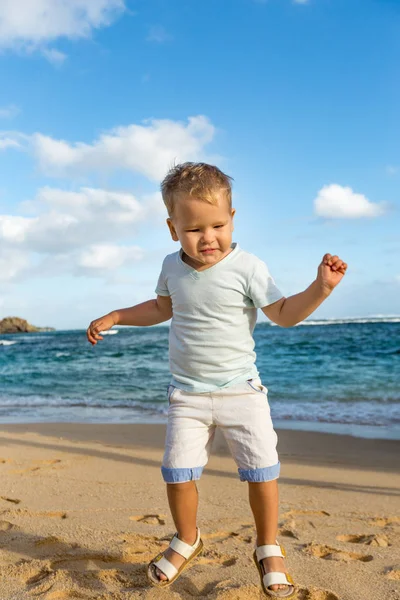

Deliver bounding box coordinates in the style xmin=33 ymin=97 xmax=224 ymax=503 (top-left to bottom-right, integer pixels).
xmin=299 ymin=318 xmax=400 ymax=326
xmin=55 ymin=352 xmax=70 ymax=357
xmin=270 ymin=316 xmax=400 ymax=326
xmin=100 ymin=329 xmax=119 ymax=335
xmin=0 ymin=340 xmax=17 ymax=346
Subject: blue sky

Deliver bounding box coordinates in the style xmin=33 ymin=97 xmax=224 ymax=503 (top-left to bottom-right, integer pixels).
xmin=0 ymin=0 xmax=399 ymax=330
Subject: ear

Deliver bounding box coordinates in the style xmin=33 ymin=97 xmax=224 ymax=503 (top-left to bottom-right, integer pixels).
xmin=230 ymin=208 xmax=236 ymax=231
xmin=166 ymin=218 xmax=179 ymax=242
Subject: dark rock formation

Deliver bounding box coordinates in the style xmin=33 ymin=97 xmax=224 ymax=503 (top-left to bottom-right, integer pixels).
xmin=0 ymin=317 xmax=55 ymax=334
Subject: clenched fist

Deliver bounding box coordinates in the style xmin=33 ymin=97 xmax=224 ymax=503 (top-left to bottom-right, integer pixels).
xmin=317 ymin=253 xmax=348 ymax=293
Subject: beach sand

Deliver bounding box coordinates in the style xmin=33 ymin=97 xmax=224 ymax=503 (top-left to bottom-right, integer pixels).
xmin=0 ymin=423 xmax=399 ymax=600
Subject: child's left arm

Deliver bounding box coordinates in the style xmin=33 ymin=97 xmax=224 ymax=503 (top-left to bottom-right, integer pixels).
xmin=262 ymin=253 xmax=348 ymax=327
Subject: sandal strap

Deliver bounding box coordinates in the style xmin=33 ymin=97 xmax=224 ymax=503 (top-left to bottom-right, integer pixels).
xmin=152 ymin=555 xmax=178 ymax=580
xmin=169 ymin=527 xmax=201 ymax=559
xmin=264 ymin=571 xmax=295 ymax=588
xmin=255 ymin=539 xmax=285 ymax=561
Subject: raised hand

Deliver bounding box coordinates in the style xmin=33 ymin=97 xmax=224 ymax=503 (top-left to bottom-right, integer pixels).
xmin=317 ymin=253 xmax=348 ymax=292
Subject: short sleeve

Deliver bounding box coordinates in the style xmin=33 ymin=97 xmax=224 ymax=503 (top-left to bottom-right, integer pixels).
xmin=155 ymin=259 xmax=170 ymax=296
xmin=247 ymin=258 xmax=283 ymax=308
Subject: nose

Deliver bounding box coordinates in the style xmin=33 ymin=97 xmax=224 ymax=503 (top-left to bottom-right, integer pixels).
xmin=201 ymin=228 xmax=215 ymax=244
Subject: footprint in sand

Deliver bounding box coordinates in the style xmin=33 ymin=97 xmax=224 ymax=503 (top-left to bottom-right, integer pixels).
xmin=206 ymin=583 xmax=260 ymax=598
xmin=282 ymin=509 xmax=331 ymax=518
xmin=8 ymin=508 xmax=68 ymax=519
xmin=367 ymin=516 xmax=400 ymax=528
xmin=0 ymin=520 xmax=16 ymax=531
xmin=336 ymin=533 xmax=390 ymax=547
xmin=34 ymin=535 xmax=72 ymax=548
xmin=200 ymin=582 xmax=340 ymax=599
xmin=0 ymin=495 xmax=21 ymax=504
xmin=201 ymin=525 xmax=254 ymax=544
xmin=294 ymin=588 xmax=340 ymax=600
xmin=18 ymin=563 xmax=57 ymax=597
xmin=45 ymin=592 xmax=92 ymax=599
xmin=279 ymin=510 xmax=330 ymax=537
xmin=129 ymin=513 xmax=167 ymax=525
xmin=22 ymin=551 xmax=141 ymax=598
xmin=31 ymin=510 xmax=68 ymax=519
xmin=197 ymin=547 xmax=238 ymax=567
xmin=385 ymin=566 xmax=400 ymax=580
xmin=279 ymin=517 xmax=300 ymax=539
xmin=302 ymin=542 xmax=373 ymax=562
xmin=26 ymin=566 xmax=54 ymax=586
xmin=9 ymin=459 xmax=64 ymax=475
xmin=51 ymin=553 xmax=130 ymax=572
xmin=118 ymin=531 xmax=162 ymax=555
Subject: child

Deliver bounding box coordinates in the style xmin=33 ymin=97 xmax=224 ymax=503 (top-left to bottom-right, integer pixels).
xmin=86 ymin=162 xmax=347 ymax=598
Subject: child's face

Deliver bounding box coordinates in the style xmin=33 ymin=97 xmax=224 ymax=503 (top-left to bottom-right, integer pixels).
xmin=167 ymin=191 xmax=236 ymax=270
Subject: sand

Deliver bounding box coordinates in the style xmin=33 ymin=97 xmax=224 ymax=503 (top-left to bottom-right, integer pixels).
xmin=0 ymin=423 xmax=399 ymax=600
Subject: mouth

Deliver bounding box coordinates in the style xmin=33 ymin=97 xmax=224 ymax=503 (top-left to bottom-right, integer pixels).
xmin=200 ymin=248 xmax=217 ymax=254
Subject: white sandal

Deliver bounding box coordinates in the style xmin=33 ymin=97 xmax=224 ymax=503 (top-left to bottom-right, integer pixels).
xmin=147 ymin=527 xmax=203 ymax=587
xmin=253 ymin=539 xmax=296 ymax=598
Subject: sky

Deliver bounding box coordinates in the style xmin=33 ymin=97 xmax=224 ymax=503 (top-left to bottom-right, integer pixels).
xmin=0 ymin=0 xmax=399 ymax=330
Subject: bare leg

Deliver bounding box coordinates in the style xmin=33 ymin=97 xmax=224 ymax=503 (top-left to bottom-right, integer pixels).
xmin=153 ymin=481 xmax=199 ymax=581
xmin=248 ymin=479 xmax=289 ymax=592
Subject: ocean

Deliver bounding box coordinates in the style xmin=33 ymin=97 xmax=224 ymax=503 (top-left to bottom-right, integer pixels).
xmin=1 ymin=319 xmax=399 ymax=440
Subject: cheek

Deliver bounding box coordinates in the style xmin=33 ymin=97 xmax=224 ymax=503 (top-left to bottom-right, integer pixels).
xmin=181 ymin=233 xmax=197 ymax=247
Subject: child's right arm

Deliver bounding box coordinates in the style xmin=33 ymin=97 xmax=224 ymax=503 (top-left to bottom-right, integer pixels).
xmin=86 ymin=295 xmax=172 ymax=346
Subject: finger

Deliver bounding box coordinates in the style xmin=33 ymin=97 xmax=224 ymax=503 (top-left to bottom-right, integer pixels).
xmin=327 ymin=254 xmax=339 ymax=266
xmin=323 ymin=253 xmax=332 ymax=264
xmin=88 ymin=323 xmax=102 ymax=341
xmin=87 ymin=328 xmax=97 ymax=344
xmin=91 ymin=328 xmax=104 ymax=341
xmin=331 ymin=260 xmax=343 ymax=271
xmin=90 ymin=322 xmax=104 ymax=336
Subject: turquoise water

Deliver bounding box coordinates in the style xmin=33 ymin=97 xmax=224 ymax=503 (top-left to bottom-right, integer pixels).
xmin=1 ymin=319 xmax=399 ymax=439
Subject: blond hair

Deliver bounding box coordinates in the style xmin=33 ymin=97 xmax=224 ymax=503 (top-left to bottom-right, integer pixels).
xmin=161 ymin=162 xmax=233 ymax=217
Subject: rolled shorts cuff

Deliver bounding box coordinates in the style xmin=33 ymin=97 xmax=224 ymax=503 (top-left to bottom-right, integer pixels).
xmin=161 ymin=465 xmax=205 ymax=483
xmin=238 ymin=460 xmax=280 ymax=482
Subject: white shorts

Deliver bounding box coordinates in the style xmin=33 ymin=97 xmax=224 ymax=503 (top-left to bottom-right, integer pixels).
xmin=161 ymin=377 xmax=280 ymax=484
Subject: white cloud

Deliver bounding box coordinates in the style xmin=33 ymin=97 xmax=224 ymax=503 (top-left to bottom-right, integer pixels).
xmin=41 ymin=47 xmax=67 ymax=66
xmin=0 ymin=186 xmax=151 ymax=253
xmin=0 ymin=116 xmax=217 ymax=179
xmin=78 ymin=244 xmax=144 ymax=270
xmin=30 ymin=115 xmax=215 ymax=180
xmin=0 ymin=185 xmax=165 ymax=281
xmin=0 ymin=0 xmax=125 ymax=60
xmin=314 ymin=184 xmax=387 ymax=219
xmin=0 ymin=136 xmax=21 ymax=150
xmin=146 ymin=26 xmax=173 ymax=43
xmin=0 ymin=104 xmax=20 ymax=119
xmin=0 ymin=130 xmax=29 ymax=150
xmin=0 ymin=248 xmax=30 ymax=282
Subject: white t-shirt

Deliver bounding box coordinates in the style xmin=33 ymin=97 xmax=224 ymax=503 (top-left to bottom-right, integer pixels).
xmin=155 ymin=242 xmax=283 ymax=392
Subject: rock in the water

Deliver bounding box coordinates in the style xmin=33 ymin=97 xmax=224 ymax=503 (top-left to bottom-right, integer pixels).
xmin=0 ymin=317 xmax=55 ymax=334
